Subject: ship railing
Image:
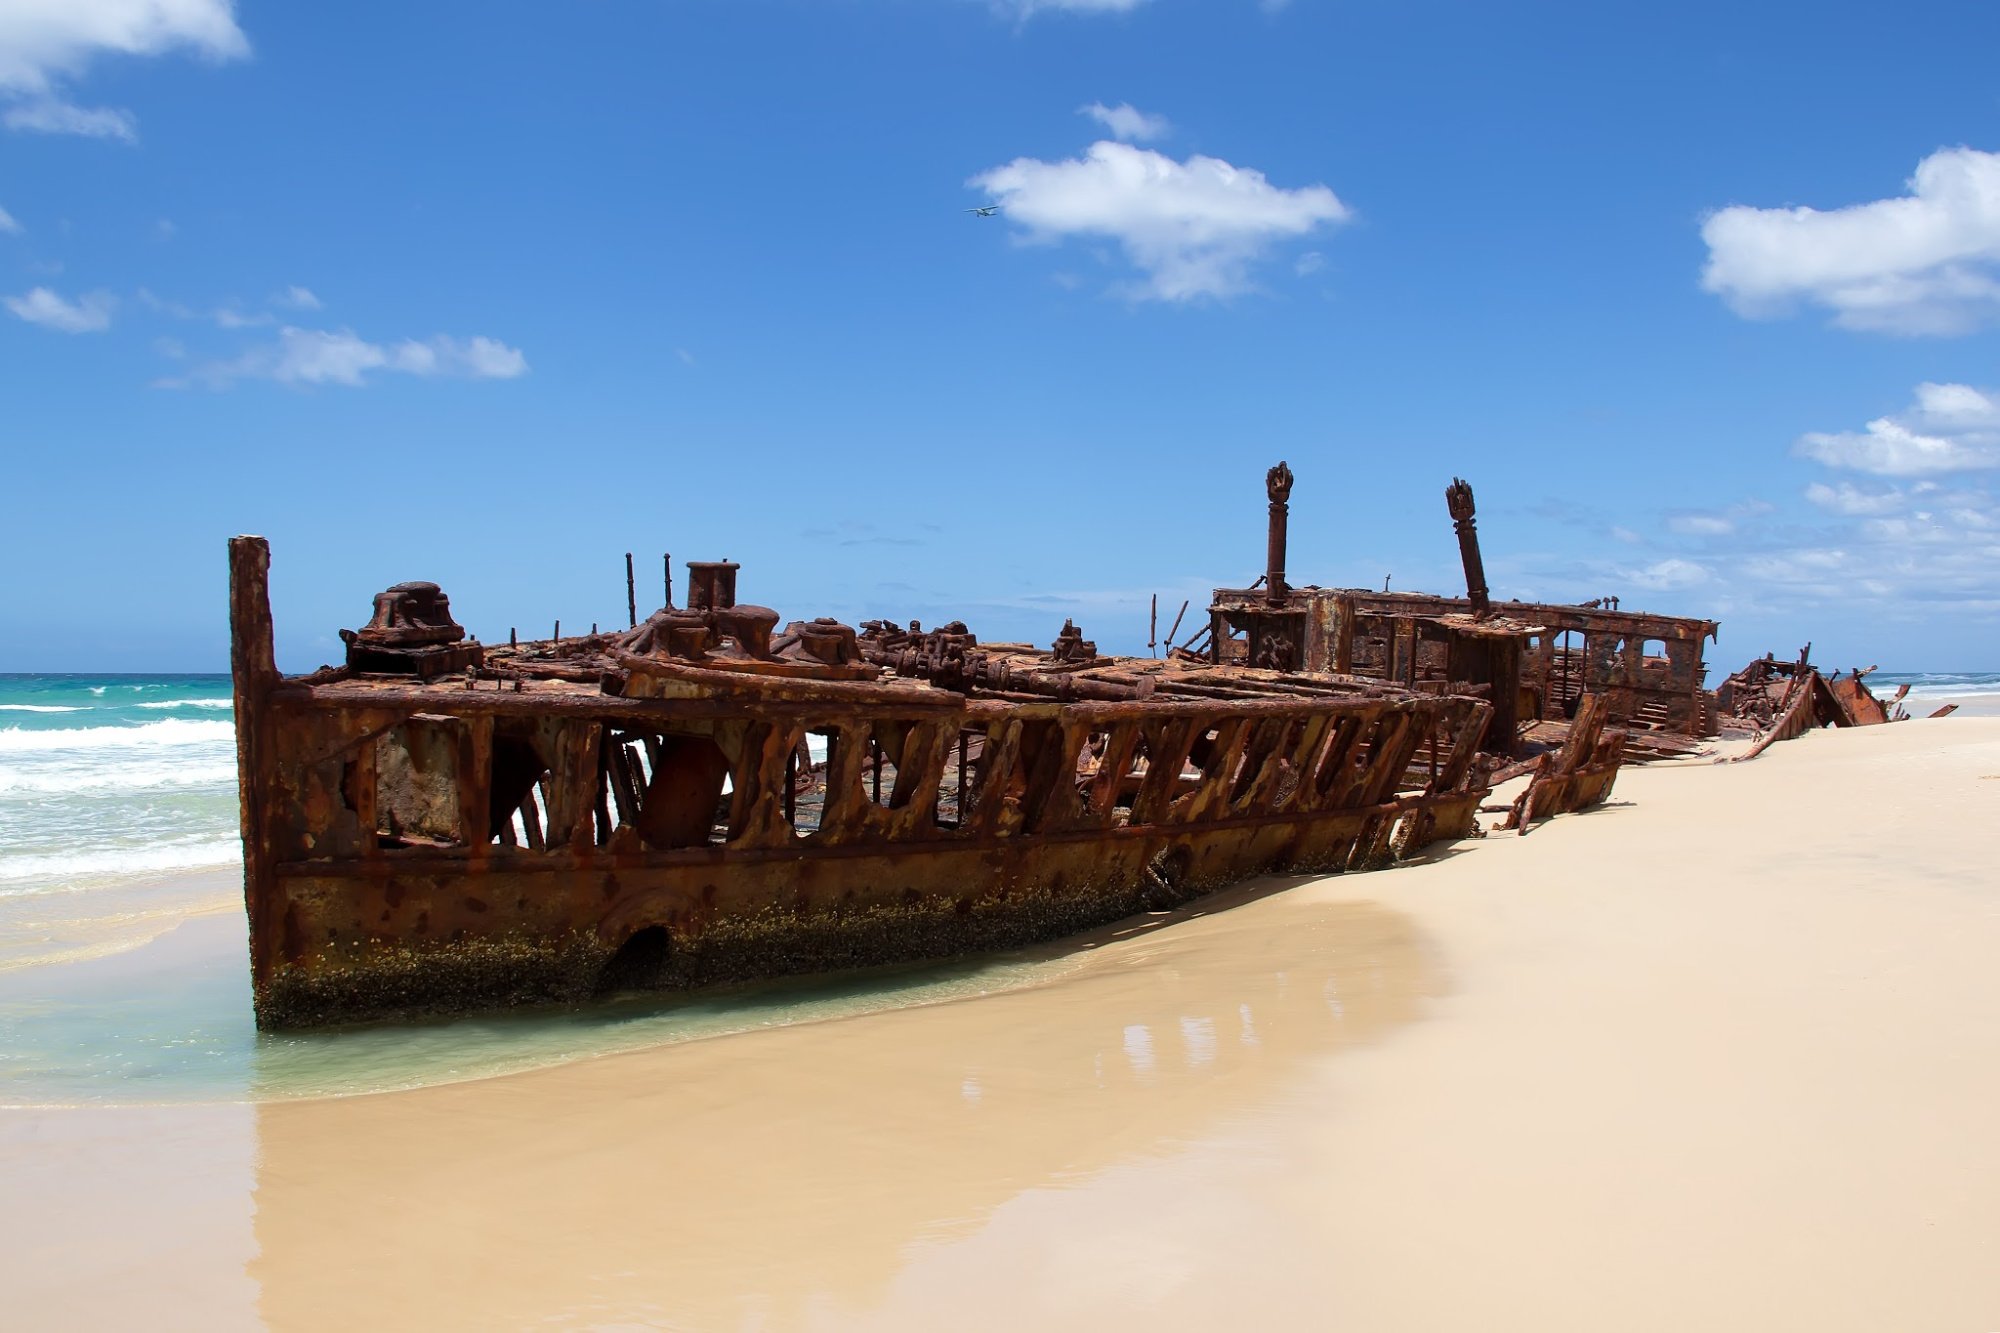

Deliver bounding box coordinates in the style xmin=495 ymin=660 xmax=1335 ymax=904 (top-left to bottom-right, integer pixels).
xmin=253 ymin=690 xmax=1493 ymax=870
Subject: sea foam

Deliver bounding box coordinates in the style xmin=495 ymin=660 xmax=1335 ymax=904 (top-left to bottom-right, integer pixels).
xmin=0 ymin=719 xmax=236 ymax=754
xmin=0 ymin=838 xmax=242 ymax=888
xmin=0 ymin=759 xmax=239 ymax=796
xmin=0 ymin=704 xmax=84 ymax=713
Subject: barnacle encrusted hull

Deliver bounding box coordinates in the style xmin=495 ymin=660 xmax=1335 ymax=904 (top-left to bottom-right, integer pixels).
xmin=229 ymin=537 xmax=1493 ymax=1029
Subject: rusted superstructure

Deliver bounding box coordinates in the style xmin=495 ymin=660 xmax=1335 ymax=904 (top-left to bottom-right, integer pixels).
xmin=229 ymin=499 xmax=1501 ymax=1028
xmin=1208 ymin=475 xmax=1719 ymax=756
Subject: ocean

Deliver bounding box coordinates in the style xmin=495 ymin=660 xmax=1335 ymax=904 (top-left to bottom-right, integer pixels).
xmin=1870 ymin=671 xmax=2000 ymax=709
xmin=1 ymin=668 xmax=1993 ymax=1108
xmin=0 ymin=674 xmax=241 ymax=972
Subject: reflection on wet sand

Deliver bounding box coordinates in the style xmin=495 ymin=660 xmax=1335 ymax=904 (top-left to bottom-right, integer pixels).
xmin=250 ymin=885 xmax=1441 ymax=1330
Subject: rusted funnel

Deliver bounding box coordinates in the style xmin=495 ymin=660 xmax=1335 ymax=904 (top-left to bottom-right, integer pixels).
xmin=1445 ymin=477 xmax=1489 ymax=616
xmin=1266 ymin=461 xmax=1293 ymax=602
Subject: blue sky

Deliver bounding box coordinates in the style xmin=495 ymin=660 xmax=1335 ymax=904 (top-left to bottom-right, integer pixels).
xmin=3 ymin=0 xmax=1997 ymax=673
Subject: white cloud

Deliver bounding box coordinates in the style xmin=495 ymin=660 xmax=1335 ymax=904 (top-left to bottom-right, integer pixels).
xmin=0 ymin=203 xmax=18 ymax=233
xmin=970 ymin=140 xmax=1350 ymax=300
xmin=1293 ymin=250 xmax=1324 ymax=276
xmin=1666 ymin=513 xmax=1733 ymax=536
xmin=1795 ymin=381 xmax=2000 ymax=475
xmin=3 ymin=98 xmax=134 ymax=141
xmin=279 ymin=329 xmax=387 ymax=384
xmin=1911 ymin=378 xmax=1999 ymax=426
xmin=1079 ymin=102 xmax=1169 ymax=142
xmin=5 ymin=284 xmax=114 ymax=332
xmin=212 ymin=305 xmax=270 ymax=329
xmin=1804 ymin=481 xmax=1910 ymax=516
xmin=1550 ymin=388 xmax=2000 ymax=632
xmin=143 ymin=286 xmax=322 ymax=327
xmin=1663 ymin=498 xmax=1773 ymax=537
xmin=429 ymin=334 xmax=528 ymax=379
xmin=1701 ymin=146 xmax=2000 ymax=335
xmin=0 ymin=0 xmax=249 ymax=141
xmin=1621 ymin=557 xmax=1712 ymax=591
xmin=168 ymin=326 xmax=529 ymax=389
xmin=1638 ymin=387 xmax=2000 ymax=625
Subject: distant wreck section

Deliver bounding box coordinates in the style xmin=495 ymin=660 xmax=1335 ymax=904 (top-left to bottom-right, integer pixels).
xmin=1713 ymin=649 xmax=1926 ymax=758
xmin=1207 ymin=472 xmax=1719 ymax=763
xmin=1199 ymin=471 xmax=1905 ymax=766
xmin=228 ymin=465 xmax=1895 ymax=1029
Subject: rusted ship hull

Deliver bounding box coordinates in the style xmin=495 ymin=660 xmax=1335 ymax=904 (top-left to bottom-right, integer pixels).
xmin=230 ymin=537 xmax=1493 ymax=1029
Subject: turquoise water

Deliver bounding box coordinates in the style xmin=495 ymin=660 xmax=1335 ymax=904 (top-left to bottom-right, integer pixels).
xmin=0 ymin=911 xmax=1083 ymax=1108
xmin=0 ymin=674 xmax=240 ymax=893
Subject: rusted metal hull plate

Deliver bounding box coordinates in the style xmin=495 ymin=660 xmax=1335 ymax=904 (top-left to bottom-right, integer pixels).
xmin=256 ymin=792 xmax=1481 ymax=1027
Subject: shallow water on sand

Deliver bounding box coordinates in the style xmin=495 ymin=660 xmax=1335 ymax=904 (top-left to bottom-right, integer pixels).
xmin=245 ymin=888 xmax=1438 ymax=1331
xmin=0 ymin=907 xmax=1104 ymax=1107
xmin=1 ymin=881 xmax=1443 ymax=1330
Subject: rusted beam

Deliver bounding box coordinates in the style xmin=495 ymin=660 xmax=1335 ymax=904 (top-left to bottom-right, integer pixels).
xmin=228 ymin=535 xmax=280 ymax=996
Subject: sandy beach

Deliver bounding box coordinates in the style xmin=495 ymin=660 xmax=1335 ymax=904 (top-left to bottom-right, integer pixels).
xmin=4 ymin=715 xmax=1997 ymax=1330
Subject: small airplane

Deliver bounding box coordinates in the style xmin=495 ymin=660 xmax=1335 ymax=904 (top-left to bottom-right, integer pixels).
xmin=965 ymin=205 xmax=1001 ymax=217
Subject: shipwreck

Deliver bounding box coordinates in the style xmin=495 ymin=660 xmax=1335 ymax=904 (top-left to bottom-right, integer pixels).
xmin=229 ymin=464 xmax=1912 ymax=1028
xmin=229 ymin=467 xmax=1530 ymax=1028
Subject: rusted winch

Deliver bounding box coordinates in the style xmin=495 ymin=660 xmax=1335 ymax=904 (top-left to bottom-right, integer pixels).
xmin=615 ymin=562 xmax=873 ymax=678
xmin=859 ymin=617 xmax=1147 ymax=701
xmin=339 ymin=581 xmax=485 ymax=680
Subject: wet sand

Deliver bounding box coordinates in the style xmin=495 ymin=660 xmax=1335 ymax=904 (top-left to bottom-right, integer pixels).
xmin=4 ymin=717 xmax=1999 ymax=1330
xmin=0 ymin=863 xmax=239 ymax=972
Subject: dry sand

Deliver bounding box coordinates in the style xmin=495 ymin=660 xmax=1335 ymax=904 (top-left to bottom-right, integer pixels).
xmin=4 ymin=717 xmax=1998 ymax=1330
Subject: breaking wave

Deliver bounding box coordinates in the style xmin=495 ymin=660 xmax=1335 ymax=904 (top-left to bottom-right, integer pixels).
xmin=1904 ymin=685 xmax=2000 ymax=700
xmin=133 ymin=699 xmax=233 ymax=711
xmin=0 ymin=839 xmax=242 ymax=888
xmin=0 ymin=704 xmax=83 ymax=713
xmin=0 ymin=719 xmax=236 ymax=754
xmin=0 ymin=760 xmax=239 ymax=796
